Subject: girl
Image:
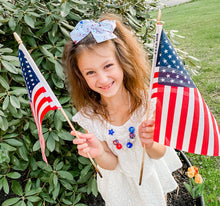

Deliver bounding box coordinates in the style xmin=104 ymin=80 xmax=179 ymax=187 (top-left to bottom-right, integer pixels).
xmin=62 ymin=14 xmax=182 ymax=206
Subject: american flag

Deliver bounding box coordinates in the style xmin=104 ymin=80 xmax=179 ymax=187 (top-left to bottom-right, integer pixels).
xmin=151 ymin=24 xmax=220 ymax=156
xmin=18 ymin=44 xmax=61 ymax=163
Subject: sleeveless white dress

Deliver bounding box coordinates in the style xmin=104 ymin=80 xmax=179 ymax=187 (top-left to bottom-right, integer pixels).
xmin=72 ymin=103 xmax=182 ymax=206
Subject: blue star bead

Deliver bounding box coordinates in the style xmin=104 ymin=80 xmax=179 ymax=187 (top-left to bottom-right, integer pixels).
xmin=109 ymin=129 xmax=115 ymax=135
xmin=126 ymin=142 xmax=133 ymax=148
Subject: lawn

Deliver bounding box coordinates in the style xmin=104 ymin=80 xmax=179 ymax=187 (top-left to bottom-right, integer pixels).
xmin=150 ymin=0 xmax=220 ymax=205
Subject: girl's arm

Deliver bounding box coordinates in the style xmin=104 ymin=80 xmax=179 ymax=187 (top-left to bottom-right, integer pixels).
xmin=72 ymin=131 xmax=118 ymax=170
xmin=138 ymin=119 xmax=166 ymax=159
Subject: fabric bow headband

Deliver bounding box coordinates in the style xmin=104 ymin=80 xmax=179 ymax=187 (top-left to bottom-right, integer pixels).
xmin=70 ymin=20 xmax=117 ymax=44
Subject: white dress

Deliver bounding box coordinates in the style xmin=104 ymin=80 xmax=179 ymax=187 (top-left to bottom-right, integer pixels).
xmin=72 ymin=104 xmax=182 ymax=206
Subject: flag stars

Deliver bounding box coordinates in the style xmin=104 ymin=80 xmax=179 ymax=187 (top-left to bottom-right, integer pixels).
xmin=166 ymin=74 xmax=170 ymax=78
xmin=168 ymin=55 xmax=172 ymax=59
xmin=176 ymin=75 xmax=179 ymax=79
xmin=164 ymin=49 xmax=168 ymax=54
xmin=163 ymin=59 xmax=167 ymax=64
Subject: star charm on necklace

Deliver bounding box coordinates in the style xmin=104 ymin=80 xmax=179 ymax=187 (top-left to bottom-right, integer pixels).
xmin=109 ymin=129 xmax=115 ymax=135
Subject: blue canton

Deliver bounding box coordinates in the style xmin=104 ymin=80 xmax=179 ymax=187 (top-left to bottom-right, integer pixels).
xmin=156 ymin=30 xmax=195 ymax=88
xmin=18 ymin=49 xmax=40 ymax=101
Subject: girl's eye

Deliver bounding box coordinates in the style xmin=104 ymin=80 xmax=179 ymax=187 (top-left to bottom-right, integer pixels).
xmin=86 ymin=71 xmax=95 ymax=76
xmin=104 ymin=64 xmax=113 ymax=69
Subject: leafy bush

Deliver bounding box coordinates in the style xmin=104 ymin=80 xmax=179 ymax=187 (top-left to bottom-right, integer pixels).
xmin=0 ymin=0 xmax=160 ymax=205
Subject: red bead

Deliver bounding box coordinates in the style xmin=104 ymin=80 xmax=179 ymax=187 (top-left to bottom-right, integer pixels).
xmin=116 ymin=143 xmax=122 ymax=149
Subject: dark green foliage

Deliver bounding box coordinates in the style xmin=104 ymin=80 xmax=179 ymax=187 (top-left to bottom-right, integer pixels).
xmin=0 ymin=0 xmax=159 ymax=205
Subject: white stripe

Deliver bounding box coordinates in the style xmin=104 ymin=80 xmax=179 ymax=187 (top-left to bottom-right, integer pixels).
xmin=153 ymin=78 xmax=159 ymax=84
xmin=159 ymin=86 xmax=171 ymax=145
xmin=207 ymin=105 xmax=214 ymax=156
xmin=182 ymin=88 xmax=195 ymax=151
xmin=37 ymin=101 xmax=49 ymax=123
xmin=151 ymin=88 xmax=158 ymax=96
xmin=170 ymin=87 xmax=184 ymax=148
xmin=195 ymin=91 xmax=205 ymax=154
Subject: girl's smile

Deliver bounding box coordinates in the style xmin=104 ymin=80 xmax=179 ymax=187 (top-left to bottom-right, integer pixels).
xmin=77 ymin=41 xmax=125 ymax=101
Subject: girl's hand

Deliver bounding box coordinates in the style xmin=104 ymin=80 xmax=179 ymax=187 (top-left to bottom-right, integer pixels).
xmin=71 ymin=131 xmax=104 ymax=158
xmin=138 ymin=119 xmax=155 ymax=149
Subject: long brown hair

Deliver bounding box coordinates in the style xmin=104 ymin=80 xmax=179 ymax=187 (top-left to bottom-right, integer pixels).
xmin=62 ymin=13 xmax=151 ymax=120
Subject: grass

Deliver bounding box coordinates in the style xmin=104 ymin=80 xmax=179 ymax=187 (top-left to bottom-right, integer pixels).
xmin=150 ymin=0 xmax=220 ymax=205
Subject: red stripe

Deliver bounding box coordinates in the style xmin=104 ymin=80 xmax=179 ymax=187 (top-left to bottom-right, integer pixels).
xmin=164 ymin=86 xmax=178 ymax=146
xmin=35 ymin=97 xmax=48 ymax=117
xmin=201 ymin=98 xmax=209 ymax=155
xmin=153 ymin=85 xmax=165 ymax=143
xmin=210 ymin=111 xmax=219 ymax=156
xmin=33 ymin=87 xmax=46 ymax=104
xmin=152 ymin=82 xmax=158 ymax=89
xmin=40 ymin=105 xmax=52 ymax=123
xmin=154 ymin=72 xmax=159 ymax=78
xmin=175 ymin=87 xmax=190 ymax=150
xmin=188 ymin=89 xmax=200 ymax=153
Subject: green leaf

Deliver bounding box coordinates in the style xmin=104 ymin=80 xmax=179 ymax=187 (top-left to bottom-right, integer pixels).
xmin=25 ymin=187 xmax=42 ymax=196
xmin=58 ymin=130 xmax=74 ymax=141
xmin=39 ymin=46 xmax=53 ymax=57
xmin=47 ymin=135 xmax=55 ymax=152
xmin=81 ymin=164 xmax=91 ymax=176
xmin=7 ymin=172 xmax=21 ymax=179
xmin=10 ymin=95 xmax=20 ymax=108
xmin=37 ymin=161 xmax=52 ymax=172
xmin=8 ymin=17 xmax=16 ymax=31
xmin=24 ymin=179 xmax=32 ymax=195
xmin=53 ymin=174 xmax=58 ymax=186
xmin=0 ymin=142 xmax=16 ymax=151
xmin=24 ymin=14 xmax=35 ymax=28
xmin=33 ymin=140 xmax=41 ymax=151
xmin=78 ymin=156 xmax=91 ymax=165
xmin=2 ymin=197 xmax=20 ymax=206
xmin=3 ymin=177 xmax=9 ymax=194
xmin=52 ymin=182 xmax=60 ymax=200
xmin=61 ymin=2 xmax=70 ymax=18
xmin=1 ymin=60 xmax=18 ymax=74
xmin=0 ymin=116 xmax=8 ymax=131
xmin=18 ymin=146 xmax=29 ymax=161
xmin=4 ymin=139 xmax=23 ymax=147
xmin=73 ymin=193 xmax=81 ymax=205
xmin=54 ymin=61 xmax=65 ymax=80
xmin=54 ymin=111 xmax=63 ymax=131
xmin=91 ymin=177 xmax=98 ymax=196
xmin=55 ymin=161 xmax=64 ymax=171
xmin=2 ymin=95 xmax=9 ymax=110
xmin=26 ymin=196 xmax=41 ymax=202
xmin=0 ymin=76 xmax=10 ymax=90
xmin=57 ymin=171 xmax=73 ymax=180
xmin=11 ymin=180 xmax=23 ymax=196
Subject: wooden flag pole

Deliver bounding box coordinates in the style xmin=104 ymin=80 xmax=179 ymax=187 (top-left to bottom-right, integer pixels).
xmin=139 ymin=10 xmax=162 ymax=185
xmin=13 ymin=32 xmax=102 ymax=178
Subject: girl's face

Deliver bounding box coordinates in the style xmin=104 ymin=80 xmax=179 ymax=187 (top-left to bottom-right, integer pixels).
xmin=77 ymin=42 xmax=125 ymax=101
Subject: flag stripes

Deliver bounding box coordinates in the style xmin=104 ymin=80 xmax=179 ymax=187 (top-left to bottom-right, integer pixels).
xmin=150 ymin=27 xmax=220 ymax=157
xmin=18 ymin=44 xmax=61 ymax=163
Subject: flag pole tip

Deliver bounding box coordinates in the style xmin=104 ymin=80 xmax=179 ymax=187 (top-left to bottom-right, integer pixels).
xmin=13 ymin=32 xmax=22 ymax=45
xmin=157 ymin=9 xmax=162 ymax=24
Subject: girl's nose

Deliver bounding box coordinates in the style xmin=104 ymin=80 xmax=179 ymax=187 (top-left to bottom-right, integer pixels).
xmin=97 ymin=72 xmax=108 ymax=85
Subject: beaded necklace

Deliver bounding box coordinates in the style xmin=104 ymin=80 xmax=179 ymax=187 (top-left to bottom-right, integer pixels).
xmin=107 ymin=94 xmax=136 ymax=150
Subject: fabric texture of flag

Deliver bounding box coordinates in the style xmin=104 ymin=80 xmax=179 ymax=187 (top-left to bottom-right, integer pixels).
xmin=151 ymin=24 xmax=220 ymax=156
xmin=18 ymin=44 xmax=61 ymax=163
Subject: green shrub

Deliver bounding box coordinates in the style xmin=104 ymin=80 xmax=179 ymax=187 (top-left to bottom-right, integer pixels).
xmin=0 ymin=0 xmax=160 ymax=205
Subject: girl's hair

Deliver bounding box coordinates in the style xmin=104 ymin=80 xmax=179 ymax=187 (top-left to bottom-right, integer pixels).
xmin=62 ymin=13 xmax=151 ymax=120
